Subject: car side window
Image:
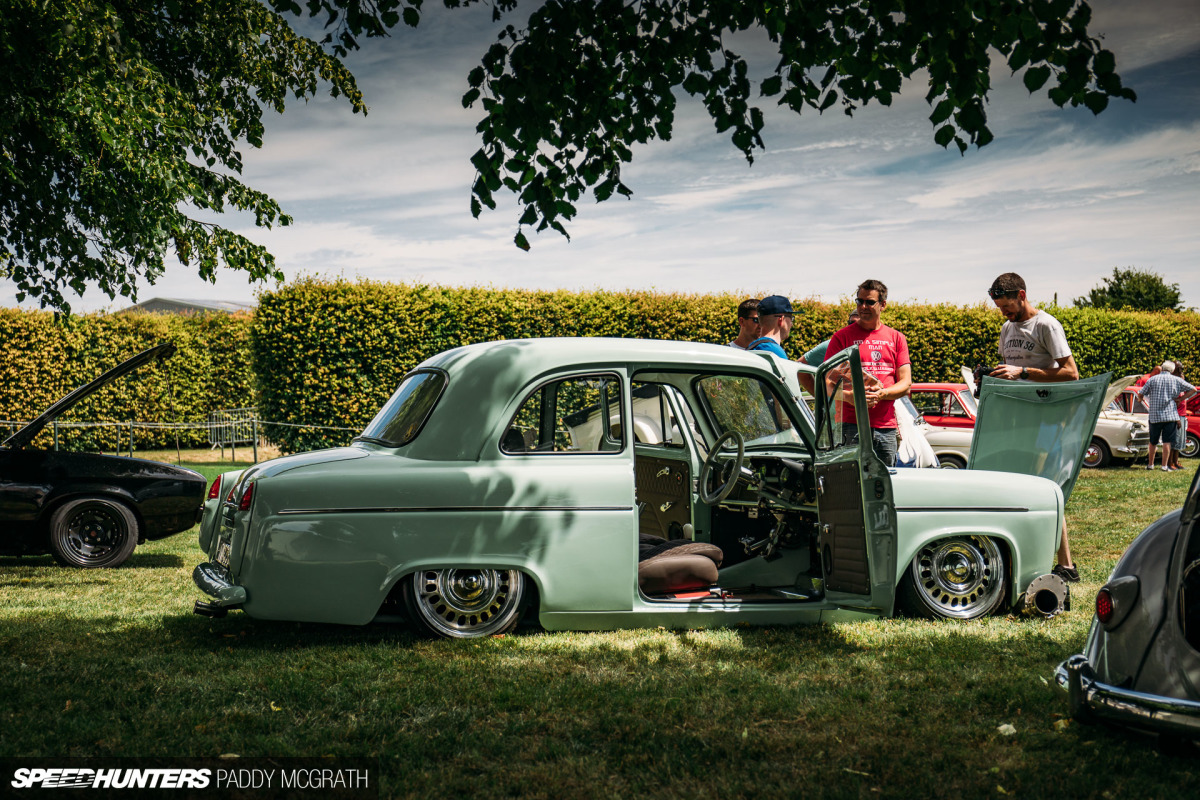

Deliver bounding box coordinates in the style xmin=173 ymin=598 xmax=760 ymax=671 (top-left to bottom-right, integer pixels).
xmin=946 ymin=393 xmax=968 ymax=417
xmin=911 ymin=391 xmax=942 ymax=417
xmin=502 ymin=374 xmax=625 ymax=454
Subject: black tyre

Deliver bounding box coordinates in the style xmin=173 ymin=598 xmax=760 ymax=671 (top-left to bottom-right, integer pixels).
xmin=1082 ymin=438 xmax=1110 ymax=469
xmin=403 ymin=568 xmax=526 ymax=638
xmin=898 ymin=536 xmax=1007 ymax=620
xmin=1183 ymin=432 xmax=1200 ymax=459
xmin=48 ymin=497 xmax=139 ymax=568
xmin=937 ymin=454 xmax=966 ymax=470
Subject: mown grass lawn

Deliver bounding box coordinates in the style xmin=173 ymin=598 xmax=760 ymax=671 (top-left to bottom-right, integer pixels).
xmin=2 ymin=463 xmax=1197 ymax=798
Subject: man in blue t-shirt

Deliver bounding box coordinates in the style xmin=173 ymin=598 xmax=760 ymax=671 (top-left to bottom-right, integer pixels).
xmin=748 ymin=295 xmax=795 ymax=358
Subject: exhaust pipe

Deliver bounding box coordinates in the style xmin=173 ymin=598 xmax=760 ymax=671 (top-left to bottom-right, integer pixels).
xmin=1018 ymin=573 xmax=1070 ymax=618
xmin=193 ymin=600 xmax=229 ymax=618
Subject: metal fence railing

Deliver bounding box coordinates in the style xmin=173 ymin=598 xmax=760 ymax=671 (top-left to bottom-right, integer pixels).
xmin=1 ymin=413 xmax=361 ymax=464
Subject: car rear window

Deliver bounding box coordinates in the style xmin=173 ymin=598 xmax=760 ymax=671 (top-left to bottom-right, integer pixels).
xmin=358 ymin=370 xmax=447 ymax=447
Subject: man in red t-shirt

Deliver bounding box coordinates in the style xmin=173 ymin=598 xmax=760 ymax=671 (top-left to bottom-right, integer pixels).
xmin=824 ymin=279 xmax=912 ymax=466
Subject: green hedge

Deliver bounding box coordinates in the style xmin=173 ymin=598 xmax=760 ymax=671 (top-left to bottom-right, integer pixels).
xmin=0 ymin=309 xmax=254 ymax=450
xmin=252 ymin=279 xmax=1200 ymax=452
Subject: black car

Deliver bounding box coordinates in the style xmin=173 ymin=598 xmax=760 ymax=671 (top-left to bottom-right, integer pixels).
xmin=0 ymin=343 xmax=206 ymax=568
xmin=1056 ymin=465 xmax=1200 ymax=740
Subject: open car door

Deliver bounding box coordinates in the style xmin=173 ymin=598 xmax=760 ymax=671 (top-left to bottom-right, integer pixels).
xmin=811 ymin=347 xmax=897 ymax=614
xmin=968 ymin=372 xmax=1112 ymax=503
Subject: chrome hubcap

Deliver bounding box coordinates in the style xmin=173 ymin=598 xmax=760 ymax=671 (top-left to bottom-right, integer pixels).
xmin=412 ymin=568 xmax=522 ymax=637
xmin=911 ymin=537 xmax=1003 ymax=619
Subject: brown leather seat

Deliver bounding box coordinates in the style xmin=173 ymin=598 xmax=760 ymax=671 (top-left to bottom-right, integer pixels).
xmin=637 ymin=534 xmax=723 ymax=595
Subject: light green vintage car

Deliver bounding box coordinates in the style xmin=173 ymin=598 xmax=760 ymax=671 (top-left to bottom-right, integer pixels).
xmin=193 ymin=338 xmax=1106 ymax=638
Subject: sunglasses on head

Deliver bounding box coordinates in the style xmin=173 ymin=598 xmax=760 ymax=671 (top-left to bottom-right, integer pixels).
xmin=855 ymin=297 xmax=879 ymax=307
xmin=988 ymin=288 xmax=1020 ymax=299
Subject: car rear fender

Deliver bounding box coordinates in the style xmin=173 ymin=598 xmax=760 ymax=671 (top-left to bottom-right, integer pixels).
xmin=38 ymin=484 xmax=145 ymax=540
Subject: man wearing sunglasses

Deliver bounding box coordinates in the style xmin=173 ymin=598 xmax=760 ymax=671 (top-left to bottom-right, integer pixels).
xmin=825 ymin=279 xmax=911 ymax=467
xmin=987 ymin=272 xmax=1080 ymax=582
xmin=728 ymin=298 xmax=761 ymax=350
xmin=748 ymin=295 xmax=796 ymax=358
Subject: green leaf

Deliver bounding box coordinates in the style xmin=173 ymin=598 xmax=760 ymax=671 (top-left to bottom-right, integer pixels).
xmin=760 ymin=75 xmax=782 ymax=96
xmin=682 ymin=72 xmax=708 ymax=95
xmin=934 ymin=125 xmax=955 ymax=148
xmin=514 ymin=231 xmax=531 ymax=251
xmin=1083 ymin=91 xmax=1108 ymax=115
xmin=929 ymin=99 xmax=954 ymax=125
xmin=402 ymin=7 xmax=420 ymax=27
xmin=1023 ymin=65 xmax=1052 ymax=93
xmin=1094 ymin=49 xmax=1115 ymax=76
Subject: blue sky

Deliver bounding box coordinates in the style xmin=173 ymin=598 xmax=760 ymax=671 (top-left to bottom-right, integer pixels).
xmin=5 ymin=0 xmax=1198 ymax=312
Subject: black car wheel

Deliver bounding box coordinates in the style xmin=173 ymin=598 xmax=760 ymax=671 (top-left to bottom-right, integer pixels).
xmin=404 ymin=568 xmax=526 ymax=638
xmin=1082 ymin=438 xmax=1110 ymax=469
xmin=48 ymin=497 xmax=139 ymax=568
xmin=937 ymin=454 xmax=966 ymax=470
xmin=1183 ymin=432 xmax=1200 ymax=459
xmin=899 ymin=536 xmax=1007 ymax=620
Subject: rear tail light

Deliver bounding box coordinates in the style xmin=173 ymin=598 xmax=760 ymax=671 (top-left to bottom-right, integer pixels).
xmin=1096 ymin=588 xmax=1114 ymax=624
xmin=207 ymin=478 xmax=222 ymax=501
xmin=238 ymin=482 xmax=255 ymax=512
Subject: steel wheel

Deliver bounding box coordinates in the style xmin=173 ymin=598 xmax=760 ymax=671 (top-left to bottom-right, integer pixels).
xmin=404 ymin=568 xmax=526 ymax=638
xmin=899 ymin=536 xmax=1006 ymax=620
xmin=1082 ymin=438 xmax=1110 ymax=469
xmin=48 ymin=497 xmax=138 ymax=568
xmin=1183 ymin=432 xmax=1200 ymax=459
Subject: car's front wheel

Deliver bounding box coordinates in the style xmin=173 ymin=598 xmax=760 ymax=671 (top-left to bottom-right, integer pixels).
xmin=47 ymin=497 xmax=139 ymax=568
xmin=1082 ymin=438 xmax=1110 ymax=469
xmin=898 ymin=536 xmax=1007 ymax=620
xmin=404 ymin=568 xmax=527 ymax=638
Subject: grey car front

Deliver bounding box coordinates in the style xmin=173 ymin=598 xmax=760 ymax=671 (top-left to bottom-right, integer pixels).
xmin=1056 ymin=467 xmax=1200 ymax=739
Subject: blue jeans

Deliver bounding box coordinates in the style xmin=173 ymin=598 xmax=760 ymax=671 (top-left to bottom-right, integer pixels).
xmin=841 ymin=424 xmax=899 ymax=467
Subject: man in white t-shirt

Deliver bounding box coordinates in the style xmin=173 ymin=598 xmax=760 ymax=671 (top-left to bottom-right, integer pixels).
xmin=988 ymin=273 xmax=1078 ymax=382
xmin=728 ymin=298 xmax=760 ymax=350
xmin=987 ymin=272 xmax=1080 ymax=583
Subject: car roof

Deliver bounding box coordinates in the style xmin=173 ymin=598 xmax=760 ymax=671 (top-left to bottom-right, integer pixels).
xmin=400 ymin=337 xmax=790 ymax=461
xmin=910 ymin=382 xmax=969 ymax=392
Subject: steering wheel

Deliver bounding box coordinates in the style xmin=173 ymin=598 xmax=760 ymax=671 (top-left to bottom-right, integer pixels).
xmin=699 ymin=430 xmax=746 ymax=505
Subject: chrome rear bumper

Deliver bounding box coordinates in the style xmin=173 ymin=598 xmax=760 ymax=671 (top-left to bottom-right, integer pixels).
xmin=193 ymin=562 xmax=247 ymax=608
xmin=1056 ymin=654 xmax=1200 ymax=737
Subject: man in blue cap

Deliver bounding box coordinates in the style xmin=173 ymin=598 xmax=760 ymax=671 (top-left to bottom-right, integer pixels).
xmin=748 ymin=295 xmax=795 ymax=358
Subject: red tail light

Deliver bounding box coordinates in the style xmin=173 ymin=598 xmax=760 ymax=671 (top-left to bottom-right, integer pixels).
xmin=1096 ymin=588 xmax=1114 ymax=624
xmin=238 ymin=482 xmax=255 ymax=512
xmin=207 ymin=478 xmax=222 ymax=501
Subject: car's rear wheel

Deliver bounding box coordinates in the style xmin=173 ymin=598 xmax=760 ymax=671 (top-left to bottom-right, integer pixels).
xmin=937 ymin=453 xmax=966 ymax=470
xmin=898 ymin=536 xmax=1007 ymax=620
xmin=1183 ymin=432 xmax=1200 ymax=459
xmin=1082 ymin=438 xmax=1110 ymax=469
xmin=404 ymin=568 xmax=526 ymax=638
xmin=48 ymin=497 xmax=138 ymax=568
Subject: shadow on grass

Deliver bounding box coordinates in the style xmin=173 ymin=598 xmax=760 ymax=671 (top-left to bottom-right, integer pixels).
xmin=1 ymin=611 xmax=1193 ymax=797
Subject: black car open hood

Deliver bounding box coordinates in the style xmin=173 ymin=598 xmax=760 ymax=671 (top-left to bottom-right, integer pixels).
xmin=1 ymin=342 xmax=176 ymax=450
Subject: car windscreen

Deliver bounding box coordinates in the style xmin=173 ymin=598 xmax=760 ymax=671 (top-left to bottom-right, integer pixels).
xmin=357 ymin=370 xmax=447 ymax=447
xmin=696 ymin=374 xmax=803 ymax=448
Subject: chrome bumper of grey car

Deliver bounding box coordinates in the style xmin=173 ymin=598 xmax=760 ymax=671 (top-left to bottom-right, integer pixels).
xmin=193 ymin=562 xmax=247 ymax=607
xmin=1056 ymin=655 xmax=1200 ymax=737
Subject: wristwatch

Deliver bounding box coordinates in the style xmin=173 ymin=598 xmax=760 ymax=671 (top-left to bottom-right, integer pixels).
xmin=1020 ymin=367 xmax=1029 ymax=380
